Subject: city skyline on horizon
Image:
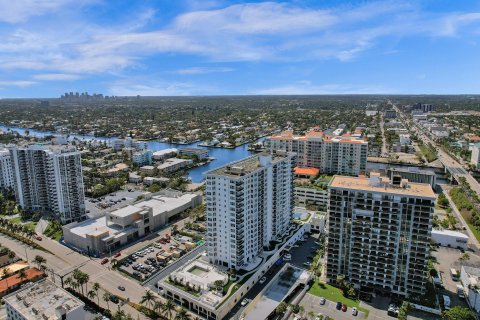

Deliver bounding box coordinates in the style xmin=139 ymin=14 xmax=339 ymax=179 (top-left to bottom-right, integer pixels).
xmin=1 ymin=0 xmax=480 ymax=98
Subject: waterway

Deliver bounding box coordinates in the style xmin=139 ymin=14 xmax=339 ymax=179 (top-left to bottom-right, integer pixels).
xmin=0 ymin=125 xmax=258 ymax=183
xmin=1 ymin=125 xmax=449 ymax=184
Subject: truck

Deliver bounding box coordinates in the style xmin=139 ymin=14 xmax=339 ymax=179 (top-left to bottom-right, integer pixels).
xmin=451 ymin=268 xmax=459 ymax=281
xmin=457 ymin=285 xmax=465 ymax=298
xmin=443 ymin=295 xmax=451 ymax=310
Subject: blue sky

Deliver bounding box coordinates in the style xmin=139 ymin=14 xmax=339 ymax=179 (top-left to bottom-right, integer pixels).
xmin=0 ymin=0 xmax=480 ymax=97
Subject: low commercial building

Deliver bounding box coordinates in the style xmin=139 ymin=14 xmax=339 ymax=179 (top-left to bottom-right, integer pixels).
xmin=0 ymin=268 xmax=45 ymax=298
xmin=431 ymin=229 xmax=469 ymax=249
xmin=63 ymin=190 xmax=202 ymax=255
xmin=128 ymin=172 xmax=142 ymax=183
xmin=310 ymin=212 xmax=327 ymax=233
xmin=471 ymin=144 xmax=480 ymax=169
xmin=294 ymin=186 xmax=328 ymax=209
xmin=139 ymin=165 xmax=156 ymax=175
xmin=386 ymin=167 xmax=436 ymax=188
xmin=178 ymin=148 xmax=209 ymax=160
xmin=158 ymin=158 xmax=193 ymax=174
xmin=294 ymin=167 xmax=320 ymax=179
xmin=152 ymin=148 xmax=178 ymax=161
xmin=460 ymin=266 xmax=480 ymax=313
xmin=3 ymin=279 xmax=84 ymax=320
xmin=143 ymin=177 xmax=169 ymax=186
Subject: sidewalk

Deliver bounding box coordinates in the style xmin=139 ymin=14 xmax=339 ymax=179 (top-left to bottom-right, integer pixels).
xmin=441 ymin=185 xmax=480 ymax=249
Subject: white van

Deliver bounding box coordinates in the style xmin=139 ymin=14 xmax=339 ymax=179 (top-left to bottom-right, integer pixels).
xmin=443 ymin=295 xmax=451 ymax=310
xmin=457 ymin=285 xmax=465 ymax=298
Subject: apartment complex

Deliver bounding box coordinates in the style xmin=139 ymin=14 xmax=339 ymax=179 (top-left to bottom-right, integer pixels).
xmin=326 ymin=173 xmax=435 ymax=297
xmin=205 ymin=151 xmax=296 ymax=269
xmin=9 ymin=145 xmax=86 ymax=224
xmin=3 ymin=279 xmax=84 ymax=320
xmin=266 ymin=130 xmax=368 ymax=176
xmin=0 ymin=149 xmax=14 ymax=190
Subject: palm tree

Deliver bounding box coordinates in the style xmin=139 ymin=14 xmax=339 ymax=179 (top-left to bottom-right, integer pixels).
xmin=140 ymin=290 xmax=156 ymax=309
xmin=153 ymin=300 xmax=165 ymax=317
xmin=88 ymin=290 xmax=97 ymax=302
xmin=93 ymin=282 xmax=101 ymax=305
xmin=64 ymin=276 xmax=72 ymax=289
xmin=2 ymin=267 xmax=10 ymax=290
xmin=174 ymin=308 xmax=191 ymax=320
xmin=33 ymin=255 xmax=46 ymax=269
xmin=103 ymin=292 xmax=111 ymax=311
xmin=162 ymin=299 xmax=176 ymax=319
xmin=113 ymin=310 xmax=126 ymax=320
xmin=18 ymin=269 xmax=27 ymax=283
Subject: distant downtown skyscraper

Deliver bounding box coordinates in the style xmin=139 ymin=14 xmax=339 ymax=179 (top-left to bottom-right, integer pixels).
xmin=9 ymin=145 xmax=86 ymax=224
xmin=266 ymin=130 xmax=368 ymax=176
xmin=326 ymin=173 xmax=435 ymax=297
xmin=205 ymin=151 xmax=296 ymax=269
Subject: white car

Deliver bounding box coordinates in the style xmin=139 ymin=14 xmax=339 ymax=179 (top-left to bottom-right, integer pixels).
xmin=241 ymin=299 xmax=249 ymax=306
xmin=259 ymin=277 xmax=267 ymax=284
xmin=352 ymin=307 xmax=358 ymax=316
xmin=319 ymin=297 xmax=326 ymax=305
xmin=284 ymin=254 xmax=292 ymax=260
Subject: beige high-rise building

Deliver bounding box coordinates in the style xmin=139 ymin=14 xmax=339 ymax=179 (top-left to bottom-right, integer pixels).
xmin=266 ymin=130 xmax=368 ymax=176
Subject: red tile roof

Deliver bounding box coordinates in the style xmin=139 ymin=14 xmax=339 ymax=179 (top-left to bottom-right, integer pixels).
xmin=294 ymin=167 xmax=320 ymax=176
xmin=0 ymin=268 xmax=44 ymax=294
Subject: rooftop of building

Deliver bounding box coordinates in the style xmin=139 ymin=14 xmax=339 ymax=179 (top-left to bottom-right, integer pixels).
xmin=178 ymin=148 xmax=208 ymax=152
xmin=3 ymin=279 xmax=83 ymax=319
xmin=269 ymin=130 xmax=367 ymax=144
xmin=207 ymin=152 xmax=292 ymax=177
xmin=0 ymin=261 xmax=29 ymax=276
xmin=432 ymin=229 xmax=469 ymax=239
xmin=0 ymin=268 xmax=44 ymax=294
xmin=157 ymin=158 xmax=192 ymax=169
xmin=152 ymin=148 xmax=178 ymax=155
xmin=388 ymin=167 xmax=436 ymax=176
xmin=294 ymin=167 xmax=320 ymax=176
xmin=329 ymin=174 xmax=435 ymax=198
xmin=110 ymin=205 xmax=146 ymax=218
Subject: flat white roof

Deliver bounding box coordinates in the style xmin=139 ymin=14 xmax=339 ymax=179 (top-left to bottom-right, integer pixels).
xmin=66 ymin=216 xmax=118 ymax=237
xmin=153 ymin=148 xmax=178 ymax=155
xmin=110 ymin=205 xmax=144 ymax=218
xmin=139 ymin=194 xmax=196 ymax=217
xmin=4 ymin=279 xmax=83 ymax=319
xmin=432 ymin=229 xmax=469 ymax=239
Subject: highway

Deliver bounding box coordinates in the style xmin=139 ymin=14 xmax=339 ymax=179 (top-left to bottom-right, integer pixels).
xmin=394 ymin=105 xmax=480 ymax=195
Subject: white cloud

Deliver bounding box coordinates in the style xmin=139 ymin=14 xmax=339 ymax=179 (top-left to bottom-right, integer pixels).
xmin=0 ymin=80 xmax=36 ymax=87
xmin=1 ymin=1 xmax=480 ymax=76
xmin=174 ymin=67 xmax=234 ymax=74
xmin=253 ymin=82 xmax=393 ymax=95
xmin=32 ymin=73 xmax=81 ymax=81
xmin=108 ymin=79 xmax=216 ymax=96
xmin=0 ymin=0 xmax=95 ymax=23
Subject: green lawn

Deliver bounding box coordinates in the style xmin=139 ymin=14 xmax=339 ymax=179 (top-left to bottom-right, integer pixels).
xmin=308 ymin=282 xmax=369 ymax=316
xmin=9 ymin=217 xmax=38 ymax=231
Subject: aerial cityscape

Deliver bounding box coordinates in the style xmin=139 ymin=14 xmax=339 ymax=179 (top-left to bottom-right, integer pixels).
xmin=1 ymin=1 xmax=480 ymax=320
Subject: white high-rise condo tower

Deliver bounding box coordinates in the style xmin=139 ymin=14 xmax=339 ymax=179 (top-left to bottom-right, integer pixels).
xmin=9 ymin=145 xmax=86 ymax=224
xmin=0 ymin=149 xmax=14 ymax=190
xmin=205 ymin=151 xmax=296 ymax=269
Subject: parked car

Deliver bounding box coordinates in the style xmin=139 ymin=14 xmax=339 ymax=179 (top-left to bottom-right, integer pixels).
xmin=101 ymin=258 xmax=109 ymax=264
xmin=113 ymin=252 xmax=121 ymax=258
xmin=336 ymin=302 xmax=342 ymax=310
xmin=241 ymin=299 xmax=249 ymax=306
xmin=342 ymin=304 xmax=347 ymax=312
xmin=118 ymin=286 xmax=125 ymax=291
xmin=319 ymin=297 xmax=326 ymax=305
xmin=284 ymin=253 xmax=292 ymax=260
xmin=35 ymin=236 xmax=42 ymax=241
xmin=110 ymin=295 xmax=119 ymax=303
xmin=259 ymin=277 xmax=267 ymax=284
xmin=352 ymin=307 xmax=358 ymax=316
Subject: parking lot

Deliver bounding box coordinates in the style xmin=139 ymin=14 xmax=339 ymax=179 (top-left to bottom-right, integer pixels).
xmin=86 ymin=189 xmax=146 ymax=218
xmin=287 ymin=233 xmax=322 ymax=269
xmin=118 ymin=234 xmax=197 ymax=281
xmin=298 ymin=293 xmax=366 ymax=320
xmin=432 ymin=246 xmax=474 ymax=310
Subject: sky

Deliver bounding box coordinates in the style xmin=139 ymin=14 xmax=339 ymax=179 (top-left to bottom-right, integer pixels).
xmin=0 ymin=0 xmax=480 ymax=98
